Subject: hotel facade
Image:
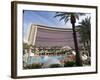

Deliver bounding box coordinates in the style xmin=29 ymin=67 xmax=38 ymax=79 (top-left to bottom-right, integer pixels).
xmin=27 ymin=24 xmax=81 ymax=49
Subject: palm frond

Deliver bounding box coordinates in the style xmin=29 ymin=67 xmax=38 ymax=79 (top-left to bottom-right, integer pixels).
xmin=54 ymin=12 xmax=86 ymax=24
xmin=64 ymin=16 xmax=70 ymax=24
xmin=54 ymin=12 xmax=67 ymax=18
xmin=59 ymin=15 xmax=66 ymax=21
xmin=77 ymin=13 xmax=85 ymax=16
xmin=74 ymin=14 xmax=79 ymax=20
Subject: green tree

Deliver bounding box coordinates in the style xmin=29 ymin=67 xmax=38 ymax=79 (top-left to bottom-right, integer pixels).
xmin=23 ymin=43 xmax=30 ymax=50
xmin=54 ymin=12 xmax=85 ymax=66
xmin=78 ymin=17 xmax=91 ymax=56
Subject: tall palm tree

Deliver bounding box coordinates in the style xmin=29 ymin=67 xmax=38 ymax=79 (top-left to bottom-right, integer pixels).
xmin=54 ymin=12 xmax=85 ymax=66
xmin=78 ymin=17 xmax=91 ymax=42
xmin=78 ymin=17 xmax=91 ymax=56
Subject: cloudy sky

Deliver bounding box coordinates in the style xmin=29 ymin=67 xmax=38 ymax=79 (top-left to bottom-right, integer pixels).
xmin=23 ymin=10 xmax=90 ymax=41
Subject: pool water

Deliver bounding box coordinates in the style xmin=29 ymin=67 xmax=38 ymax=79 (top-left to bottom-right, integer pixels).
xmin=27 ymin=56 xmax=64 ymax=64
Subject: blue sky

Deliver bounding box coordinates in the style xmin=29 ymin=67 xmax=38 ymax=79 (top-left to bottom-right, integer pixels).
xmin=23 ymin=10 xmax=90 ymax=41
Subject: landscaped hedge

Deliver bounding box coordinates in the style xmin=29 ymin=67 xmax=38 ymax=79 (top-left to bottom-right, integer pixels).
xmin=25 ymin=63 xmax=42 ymax=69
xmin=50 ymin=64 xmax=61 ymax=68
xmin=64 ymin=61 xmax=75 ymax=67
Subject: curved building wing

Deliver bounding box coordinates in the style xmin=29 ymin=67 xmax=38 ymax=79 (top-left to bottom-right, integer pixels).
xmin=27 ymin=24 xmax=80 ymax=49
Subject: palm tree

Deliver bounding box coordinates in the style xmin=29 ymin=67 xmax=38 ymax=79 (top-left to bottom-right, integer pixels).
xmin=54 ymin=12 xmax=85 ymax=66
xmin=23 ymin=42 xmax=30 ymax=51
xmin=78 ymin=17 xmax=91 ymax=56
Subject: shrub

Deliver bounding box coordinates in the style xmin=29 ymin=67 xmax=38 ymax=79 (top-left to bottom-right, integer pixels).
xmin=26 ymin=63 xmax=42 ymax=69
xmin=50 ymin=64 xmax=61 ymax=68
xmin=64 ymin=61 xmax=75 ymax=67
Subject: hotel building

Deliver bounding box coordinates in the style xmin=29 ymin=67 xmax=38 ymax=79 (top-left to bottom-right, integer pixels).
xmin=27 ymin=24 xmax=81 ymax=49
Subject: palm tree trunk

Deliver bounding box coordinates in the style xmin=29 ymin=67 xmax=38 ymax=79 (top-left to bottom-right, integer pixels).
xmin=72 ymin=23 xmax=82 ymax=66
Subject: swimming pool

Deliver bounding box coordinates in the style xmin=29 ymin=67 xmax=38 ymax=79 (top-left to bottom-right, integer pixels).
xmin=27 ymin=55 xmax=64 ymax=65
